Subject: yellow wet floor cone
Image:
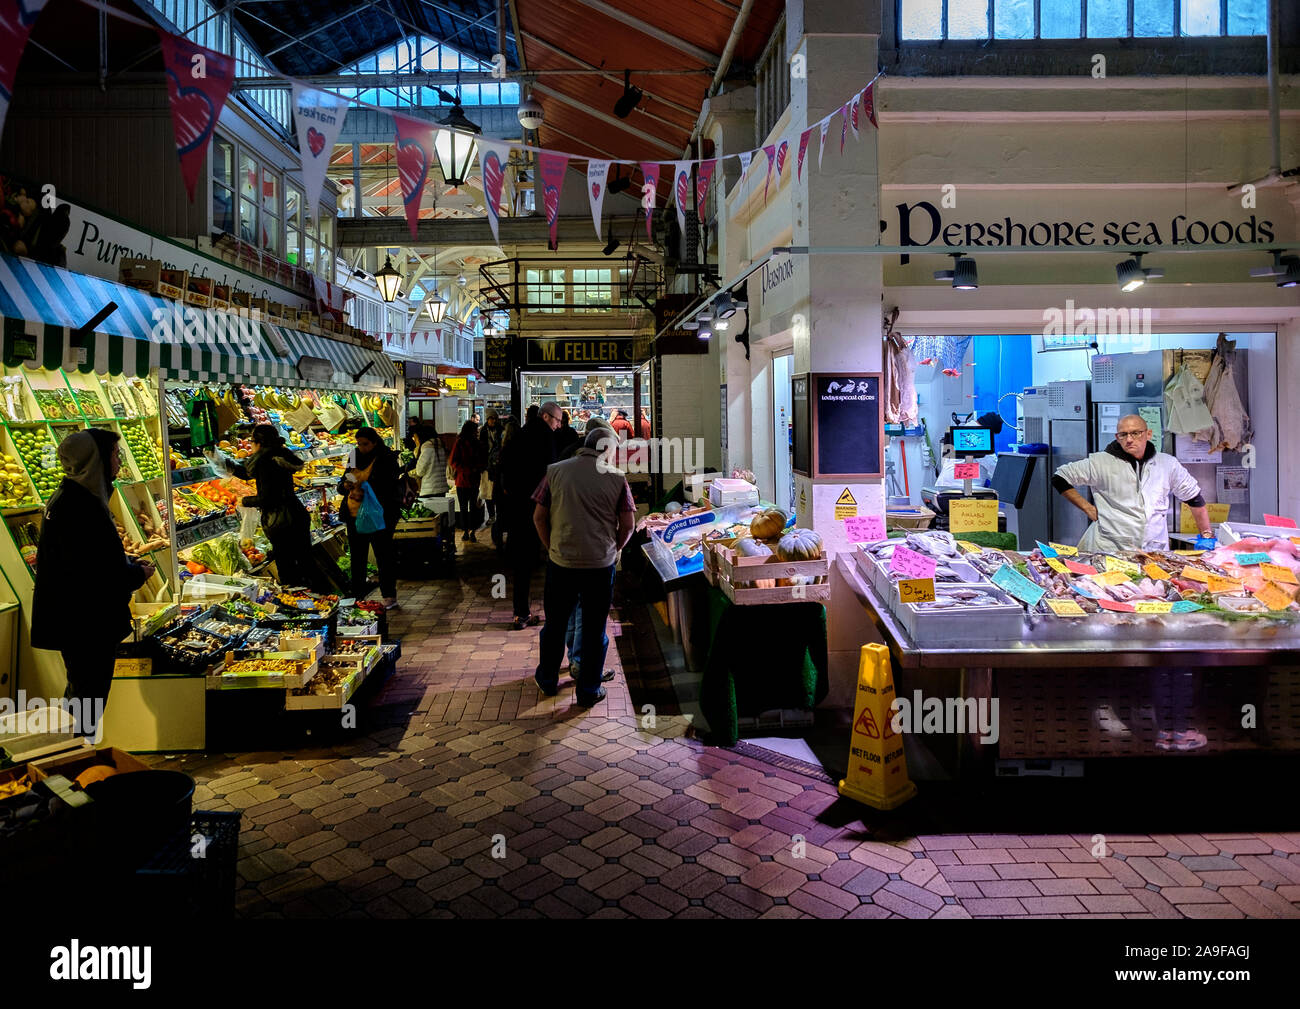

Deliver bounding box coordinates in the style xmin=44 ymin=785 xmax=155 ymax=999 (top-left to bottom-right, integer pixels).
xmin=838 ymin=643 xmax=917 ymax=810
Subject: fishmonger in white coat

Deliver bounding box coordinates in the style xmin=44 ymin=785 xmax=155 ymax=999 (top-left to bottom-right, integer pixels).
xmin=1052 ymin=414 xmax=1213 ymax=552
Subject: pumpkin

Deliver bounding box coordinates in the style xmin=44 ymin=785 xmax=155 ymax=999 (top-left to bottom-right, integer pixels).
xmin=775 ymin=528 xmax=823 ymax=561
xmin=749 ymin=508 xmax=788 ymax=541
xmin=735 ymin=537 xmax=772 ymax=558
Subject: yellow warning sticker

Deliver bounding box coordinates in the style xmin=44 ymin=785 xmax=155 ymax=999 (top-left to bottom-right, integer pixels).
xmin=834 ymin=487 xmax=857 ymax=520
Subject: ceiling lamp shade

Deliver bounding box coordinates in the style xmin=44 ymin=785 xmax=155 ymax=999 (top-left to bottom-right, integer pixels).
xmin=934 ymin=254 xmax=978 ymax=291
xmin=613 ymin=70 xmax=642 ymax=119
xmin=434 ymin=104 xmax=482 ymax=187
xmin=517 ymin=93 xmax=544 ymax=131
xmin=425 ymin=293 xmax=448 ymax=323
xmin=457 ymin=273 xmax=468 ymax=286
xmin=1116 ymin=252 xmax=1163 ymax=293
xmin=374 ymin=255 xmax=402 ymax=302
xmin=1250 ymin=250 xmax=1300 ymax=287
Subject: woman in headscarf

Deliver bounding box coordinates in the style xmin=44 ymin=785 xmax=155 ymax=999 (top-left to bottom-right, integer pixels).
xmin=449 ymin=419 xmax=484 ymax=543
xmin=31 ymin=429 xmax=154 ymax=741
xmin=340 ymin=426 xmax=402 ymax=608
xmin=209 ymin=424 xmax=314 ymax=588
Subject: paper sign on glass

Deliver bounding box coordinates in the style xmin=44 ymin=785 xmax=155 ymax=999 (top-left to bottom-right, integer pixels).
xmin=1143 ymin=563 xmax=1171 ymax=580
xmin=1133 ymin=601 xmax=1174 ymax=613
xmin=1259 ymin=563 xmax=1299 ymax=585
xmin=953 ymin=462 xmax=981 ymax=480
xmin=1091 ymin=571 xmax=1131 ymax=587
xmin=1254 ymin=582 xmax=1296 ymax=611
xmin=1036 ymin=541 xmax=1057 ymax=558
xmin=1233 ymin=552 xmax=1272 ymax=566
xmin=1264 ymin=513 xmax=1298 ymax=528
xmin=1170 ymin=600 xmax=1203 ymax=613
xmin=1048 ymin=542 xmax=1079 ymax=556
xmin=991 ymin=564 xmax=1045 ymax=606
xmin=898 ymin=578 xmax=936 ymax=604
xmin=1045 ymin=598 xmax=1086 ymax=617
xmin=843 ymin=514 xmax=886 ymax=541
xmin=1180 ymin=502 xmax=1231 ymax=532
xmin=1045 ymin=558 xmax=1070 ymax=574
xmin=1097 ymin=598 xmax=1136 ymax=612
xmin=948 ymin=498 xmax=998 ymax=534
xmin=890 ymin=545 xmax=937 ymax=580
xmin=1064 ymin=559 xmax=1097 ymax=576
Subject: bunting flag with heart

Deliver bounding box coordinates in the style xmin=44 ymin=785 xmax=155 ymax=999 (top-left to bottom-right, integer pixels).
xmin=538 ymin=151 xmax=569 ymax=249
xmin=738 ymin=150 xmax=753 ymax=179
xmin=797 ymin=129 xmax=812 ymax=180
xmin=861 ymin=81 xmax=879 ymax=128
xmin=393 ymin=113 xmax=437 ymax=239
xmin=639 ymin=161 xmax=659 ymax=241
xmin=760 ymin=144 xmax=776 ymax=203
xmin=0 ymin=0 xmax=48 ymax=149
xmin=818 ymin=120 xmax=829 ymax=169
xmin=586 ymin=158 xmax=610 ymax=240
xmin=477 ymin=139 xmax=511 ymax=245
xmin=695 ymin=159 xmax=716 ymax=220
xmin=157 ymin=30 xmax=237 ymax=202
xmin=291 ymin=84 xmax=348 ymax=213
xmin=849 ymin=98 xmax=860 ymax=141
xmin=672 ymin=160 xmax=691 ymax=235
xmin=775 ymin=139 xmax=789 ymax=177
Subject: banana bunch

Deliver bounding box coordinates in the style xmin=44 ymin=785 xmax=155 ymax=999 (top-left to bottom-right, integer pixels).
xmin=251 ymin=387 xmax=302 ymax=411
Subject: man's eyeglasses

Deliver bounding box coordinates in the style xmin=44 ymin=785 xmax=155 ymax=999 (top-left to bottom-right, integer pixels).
xmin=1116 ymin=431 xmax=1147 ymax=440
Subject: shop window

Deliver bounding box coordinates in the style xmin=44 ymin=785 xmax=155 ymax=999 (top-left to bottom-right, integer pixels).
xmin=238 ymin=154 xmax=258 ymax=245
xmin=212 ymin=136 xmax=234 ymax=235
xmin=526 ymin=269 xmax=565 ymax=314
xmin=286 ymin=187 xmax=303 ymax=266
xmin=317 ymin=214 xmax=334 ymax=278
xmin=261 ymin=169 xmax=280 ymax=253
xmin=572 ymin=269 xmax=613 ymax=313
xmin=900 ymin=0 xmax=1267 ymax=39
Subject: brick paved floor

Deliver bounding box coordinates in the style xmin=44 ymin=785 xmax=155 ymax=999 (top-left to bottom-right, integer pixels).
xmin=154 ymin=542 xmax=1300 ymax=919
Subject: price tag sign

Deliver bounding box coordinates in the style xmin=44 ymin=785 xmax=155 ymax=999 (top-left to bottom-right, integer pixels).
xmin=1133 ymin=601 xmax=1174 ymax=613
xmin=1045 ymin=558 xmax=1070 ymax=574
xmin=1170 ymin=600 xmax=1203 ymax=613
xmin=1097 ymin=598 xmax=1136 ymax=612
xmin=1207 ymin=574 xmax=1243 ymax=594
xmin=1254 ymin=582 xmax=1296 ymax=611
xmin=1181 ymin=567 xmax=1212 ymax=583
xmin=1234 ymin=552 xmax=1272 ymax=566
xmin=1104 ymin=556 xmax=1141 ymax=576
xmin=1259 ymin=563 xmax=1299 ymax=585
xmin=1048 ymin=542 xmax=1079 ymax=556
xmin=956 ymin=540 xmax=981 ymax=553
xmin=1173 ymin=550 xmax=1204 ymax=556
xmin=948 ymin=498 xmax=998 ymax=534
xmin=1143 ymin=563 xmax=1172 ymax=581
xmin=843 ymin=514 xmax=886 ymax=542
xmin=991 ymin=564 xmax=1045 ymax=606
xmin=890 ymin=545 xmax=937 ymax=580
xmin=1181 ymin=502 xmax=1231 ymax=532
xmin=897 ymin=578 xmax=936 ymax=604
xmin=1036 ymin=541 xmax=1058 ymax=558
xmin=1264 ymin=513 xmax=1298 ymax=528
xmin=1091 ymin=571 xmax=1131 ymax=586
xmin=1045 ymin=598 xmax=1086 ymax=617
xmin=1064 ymin=559 xmax=1098 ymax=576
xmin=953 ymin=462 xmax=981 ymax=480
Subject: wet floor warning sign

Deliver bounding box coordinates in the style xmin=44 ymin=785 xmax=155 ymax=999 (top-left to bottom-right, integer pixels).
xmin=834 ymin=487 xmax=856 ymax=520
xmin=838 ymin=644 xmax=916 ymax=811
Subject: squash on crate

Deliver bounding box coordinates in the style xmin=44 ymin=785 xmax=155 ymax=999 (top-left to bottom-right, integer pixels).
xmin=749 ymin=507 xmax=788 ymax=541
xmin=774 ymin=528 xmax=825 ymax=587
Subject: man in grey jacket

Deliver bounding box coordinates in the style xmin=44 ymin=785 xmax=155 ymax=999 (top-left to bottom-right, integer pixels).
xmin=1053 ymin=414 xmax=1214 ymax=552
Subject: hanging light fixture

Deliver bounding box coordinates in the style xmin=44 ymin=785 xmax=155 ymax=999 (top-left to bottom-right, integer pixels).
xmin=934 ymin=254 xmax=978 ymax=291
xmin=613 ymin=70 xmax=642 ymax=119
xmin=517 ymin=91 xmax=544 ymax=131
xmin=425 ymin=293 xmax=448 ymax=323
xmin=433 ymin=90 xmax=482 ymax=187
xmin=457 ymin=273 xmax=468 ymax=286
xmin=1116 ymin=252 xmax=1163 ymax=293
xmin=375 ymin=255 xmax=402 ymax=302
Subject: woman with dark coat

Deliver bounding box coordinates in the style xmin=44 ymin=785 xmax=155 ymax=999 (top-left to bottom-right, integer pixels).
xmin=340 ymin=426 xmax=402 ymax=608
xmin=32 ymin=429 xmax=153 ymax=741
xmin=210 ymin=424 xmax=314 ymax=588
xmin=449 ymin=419 xmax=484 ymax=543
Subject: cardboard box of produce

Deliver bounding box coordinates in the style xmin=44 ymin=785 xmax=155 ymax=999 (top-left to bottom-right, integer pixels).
xmin=28 ymin=745 xmax=148 ymax=783
xmin=158 ymin=268 xmax=188 ymax=301
xmin=0 ymin=706 xmax=80 ymax=764
xmin=185 ymin=275 xmax=213 ymax=309
xmin=212 ymin=284 xmax=232 ymax=312
xmin=119 ymin=258 xmax=186 ymax=300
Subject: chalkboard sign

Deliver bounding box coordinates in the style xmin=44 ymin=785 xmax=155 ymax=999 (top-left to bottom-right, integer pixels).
xmin=792 ymin=374 xmax=810 ymax=476
xmin=484 ymin=336 xmax=511 ymax=382
xmin=812 ymin=373 xmax=883 ymax=478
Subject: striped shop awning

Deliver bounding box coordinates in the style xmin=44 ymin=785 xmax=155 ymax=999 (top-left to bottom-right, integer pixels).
xmin=0 ymin=254 xmax=397 ymax=392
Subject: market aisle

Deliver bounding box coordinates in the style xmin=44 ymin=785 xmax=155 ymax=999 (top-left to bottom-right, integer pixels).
xmin=149 ymin=542 xmax=1300 ymax=919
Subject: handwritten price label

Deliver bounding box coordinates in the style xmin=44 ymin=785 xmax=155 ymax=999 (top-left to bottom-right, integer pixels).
xmin=1254 ymin=582 xmax=1296 ymax=611
xmin=1104 ymin=556 xmax=1140 ymax=576
xmin=953 ymin=462 xmax=981 ymax=480
xmin=1097 ymin=598 xmax=1136 ymax=612
xmin=1045 ymin=558 xmax=1070 ymax=574
xmin=1143 ymin=563 xmax=1172 ymax=581
xmin=1233 ymin=552 xmax=1272 ymax=566
xmin=1180 ymin=567 xmax=1212 ymax=583
xmin=1264 ymin=513 xmax=1298 ymax=528
xmin=1207 ymin=574 xmax=1243 ymax=594
xmin=1259 ymin=563 xmax=1299 ymax=585
xmin=843 ymin=514 xmax=886 ymax=542
xmin=1045 ymin=598 xmax=1086 ymax=617
xmin=890 ymin=545 xmax=937 ymax=580
xmin=1064 ymin=559 xmax=1097 ymax=576
xmin=897 ymin=578 xmax=936 ymax=604
xmin=1048 ymin=542 xmax=1079 ymax=556
xmin=991 ymin=564 xmax=1045 ymax=606
xmin=948 ymin=498 xmax=998 ymax=534
xmin=1091 ymin=571 xmax=1131 ymax=587
xmin=1133 ymin=601 xmax=1174 ymax=613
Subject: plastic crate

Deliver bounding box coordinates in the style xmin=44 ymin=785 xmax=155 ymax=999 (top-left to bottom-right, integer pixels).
xmin=135 ymin=809 xmax=241 ymax=918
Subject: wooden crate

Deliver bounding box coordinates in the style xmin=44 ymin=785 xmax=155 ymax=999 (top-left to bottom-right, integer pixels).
xmin=185 ymin=275 xmax=213 ymax=309
xmin=704 ymin=539 xmax=829 ymax=604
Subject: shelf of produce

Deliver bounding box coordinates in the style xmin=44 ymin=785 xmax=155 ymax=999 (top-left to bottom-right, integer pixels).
xmin=206 ymin=657 xmax=319 ymax=691
xmin=284 ymin=660 xmax=367 ymax=710
xmin=175 ymin=514 xmax=239 ymax=550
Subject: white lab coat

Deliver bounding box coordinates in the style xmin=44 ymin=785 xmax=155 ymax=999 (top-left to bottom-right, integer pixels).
xmin=1055 ymin=444 xmax=1203 ymax=552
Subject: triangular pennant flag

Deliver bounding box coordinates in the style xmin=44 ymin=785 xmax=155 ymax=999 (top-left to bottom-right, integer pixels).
xmin=292 ymin=84 xmax=348 ymax=214
xmin=158 ymin=30 xmax=237 ymax=201
xmin=797 ymin=129 xmax=812 ymax=180
xmin=861 ymin=82 xmax=879 ymax=129
xmin=818 ymin=120 xmax=829 ymax=169
xmin=639 ymin=162 xmax=659 ymax=242
xmin=775 ymin=139 xmax=789 ymax=177
xmin=477 ymin=140 xmax=510 ymax=245
xmin=672 ymin=160 xmax=691 ymax=235
xmin=761 ymin=144 xmax=776 ymax=203
xmin=587 ymin=159 xmax=610 ymax=241
xmin=393 ymin=113 xmax=437 ymax=239
xmin=849 ymin=99 xmax=860 ymax=141
xmin=840 ymin=103 xmax=850 ymax=154
xmin=738 ymin=150 xmax=753 ymax=178
xmin=538 ymin=151 xmax=569 ymax=250
xmin=0 ymin=1 xmax=48 ymax=150
xmin=695 ymin=159 xmax=716 ymax=220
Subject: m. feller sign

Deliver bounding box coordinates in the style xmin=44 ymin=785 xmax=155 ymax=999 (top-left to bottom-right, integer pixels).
xmin=526 ymin=338 xmax=637 ymax=365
